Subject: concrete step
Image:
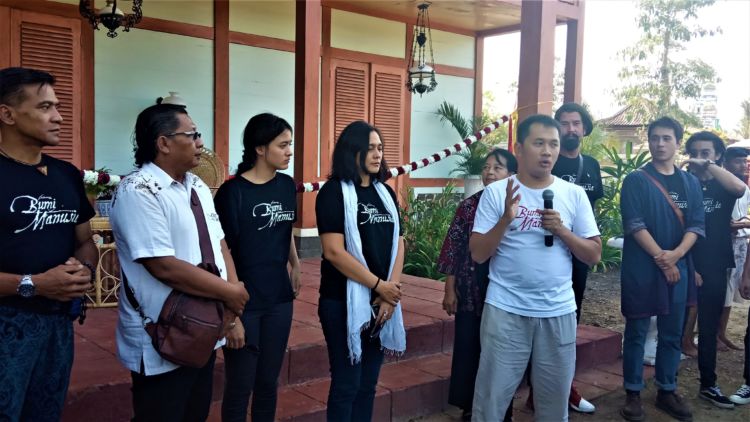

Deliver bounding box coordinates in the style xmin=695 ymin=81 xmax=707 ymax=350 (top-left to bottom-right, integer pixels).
xmin=62 ymin=259 xmax=624 ymax=421
xmin=206 ymin=353 xmax=454 ymax=422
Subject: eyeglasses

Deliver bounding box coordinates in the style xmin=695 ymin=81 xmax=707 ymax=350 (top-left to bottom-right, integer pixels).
xmin=165 ymin=131 xmax=202 ymax=141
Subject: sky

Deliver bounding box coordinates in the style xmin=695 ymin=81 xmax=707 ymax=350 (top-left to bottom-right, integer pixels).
xmin=483 ymin=0 xmax=750 ymax=135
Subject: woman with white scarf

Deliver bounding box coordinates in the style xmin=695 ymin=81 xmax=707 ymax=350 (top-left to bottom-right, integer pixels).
xmin=315 ymin=120 xmax=406 ymax=421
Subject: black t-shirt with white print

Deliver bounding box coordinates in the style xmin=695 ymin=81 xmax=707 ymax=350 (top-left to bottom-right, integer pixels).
xmin=214 ymin=172 xmax=297 ymax=310
xmin=0 ymin=154 xmax=95 ymax=313
xmin=551 ymin=154 xmax=603 ymax=210
xmin=315 ymin=180 xmax=402 ymax=301
xmin=692 ymin=178 xmax=737 ymax=273
xmin=663 ymin=171 xmax=689 ymax=210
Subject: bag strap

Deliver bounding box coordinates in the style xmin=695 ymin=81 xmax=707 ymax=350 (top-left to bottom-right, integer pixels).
xmin=638 ymin=168 xmax=685 ymax=228
xmin=190 ymin=188 xmax=216 ymax=265
xmin=121 ymin=187 xmax=217 ymax=324
xmin=576 ymin=154 xmax=584 ymax=184
xmin=122 ymin=271 xmax=150 ymax=324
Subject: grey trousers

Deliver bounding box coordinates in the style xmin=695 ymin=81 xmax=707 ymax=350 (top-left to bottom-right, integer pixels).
xmin=472 ymin=304 xmax=577 ymax=422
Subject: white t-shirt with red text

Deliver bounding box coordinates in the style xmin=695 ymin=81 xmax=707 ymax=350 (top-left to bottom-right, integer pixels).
xmin=473 ymin=176 xmax=600 ymax=318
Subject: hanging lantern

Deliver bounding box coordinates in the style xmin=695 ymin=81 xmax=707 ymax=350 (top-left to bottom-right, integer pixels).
xmin=406 ymin=2 xmax=437 ymax=96
xmin=79 ymin=0 xmax=144 ymax=38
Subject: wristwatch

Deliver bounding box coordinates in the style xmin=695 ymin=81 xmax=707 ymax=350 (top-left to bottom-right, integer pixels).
xmin=704 ymin=159 xmax=716 ymax=168
xmin=17 ymin=275 xmax=35 ymax=298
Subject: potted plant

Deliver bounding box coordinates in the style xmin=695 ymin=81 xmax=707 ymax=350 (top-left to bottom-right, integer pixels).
xmin=82 ymin=168 xmax=120 ymax=217
xmin=435 ymin=101 xmax=490 ymax=198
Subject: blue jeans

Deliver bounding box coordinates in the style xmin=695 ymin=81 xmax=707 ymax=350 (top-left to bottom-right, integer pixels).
xmin=0 ymin=306 xmax=73 ymax=422
xmin=623 ymin=261 xmax=688 ymax=392
xmin=318 ymin=298 xmax=384 ymax=422
xmin=222 ymin=301 xmax=293 ymax=422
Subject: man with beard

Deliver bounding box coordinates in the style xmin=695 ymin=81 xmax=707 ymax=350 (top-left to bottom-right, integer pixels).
xmin=551 ymin=102 xmax=603 ymax=414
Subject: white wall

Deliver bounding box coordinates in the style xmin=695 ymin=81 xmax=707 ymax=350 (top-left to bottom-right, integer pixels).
xmin=94 ymin=30 xmax=214 ymax=175
xmin=331 ymin=10 xmax=405 ymax=58
xmin=230 ymin=0 xmax=294 ymax=40
xmin=409 ymin=75 xmax=475 ymax=179
xmin=228 ymin=44 xmax=296 ymax=175
xmin=431 ymin=29 xmax=474 ymax=68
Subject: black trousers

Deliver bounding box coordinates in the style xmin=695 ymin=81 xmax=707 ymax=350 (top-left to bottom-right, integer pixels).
xmin=221 ymin=301 xmax=293 ymax=422
xmin=697 ymin=268 xmax=729 ymax=388
xmin=319 ymin=298 xmax=384 ymax=422
xmin=450 ymin=310 xmax=512 ymax=421
xmin=131 ymin=352 xmax=216 ymax=422
xmin=572 ymin=257 xmax=589 ymax=323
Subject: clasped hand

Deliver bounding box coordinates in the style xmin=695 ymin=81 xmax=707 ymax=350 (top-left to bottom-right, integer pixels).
xmin=34 ymin=257 xmax=92 ymax=301
xmin=653 ymin=250 xmax=683 ymax=285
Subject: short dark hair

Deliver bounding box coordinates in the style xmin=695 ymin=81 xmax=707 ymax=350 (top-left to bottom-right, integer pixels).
xmin=133 ymin=104 xmax=188 ymax=167
xmin=0 ymin=67 xmax=55 ymax=106
xmin=725 ymin=147 xmax=749 ymax=161
xmin=487 ymin=148 xmax=517 ymax=173
xmin=685 ymin=131 xmax=727 ymax=164
xmin=236 ymin=113 xmax=293 ymax=174
xmin=647 ymin=116 xmax=684 ymax=142
xmin=516 ymin=114 xmax=561 ymax=144
xmin=554 ymin=103 xmax=593 ymax=136
xmin=328 ymin=120 xmax=388 ymax=184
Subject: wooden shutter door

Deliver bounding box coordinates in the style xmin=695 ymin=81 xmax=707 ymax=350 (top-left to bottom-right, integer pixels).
xmin=10 ymin=10 xmax=82 ymax=167
xmin=370 ymin=64 xmax=406 ymax=194
xmin=329 ymin=59 xmax=369 ymax=149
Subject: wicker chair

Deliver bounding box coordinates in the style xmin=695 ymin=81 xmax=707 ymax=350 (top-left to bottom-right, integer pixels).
xmin=192 ymin=148 xmax=226 ymax=195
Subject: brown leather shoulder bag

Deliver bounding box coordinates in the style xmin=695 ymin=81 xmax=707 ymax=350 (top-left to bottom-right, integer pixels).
xmin=123 ymin=188 xmax=226 ymax=368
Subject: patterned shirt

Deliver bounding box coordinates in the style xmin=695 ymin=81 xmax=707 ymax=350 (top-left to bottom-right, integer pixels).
xmin=437 ymin=190 xmax=488 ymax=315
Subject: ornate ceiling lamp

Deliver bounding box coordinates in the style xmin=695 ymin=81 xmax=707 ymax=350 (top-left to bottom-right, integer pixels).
xmin=406 ymin=2 xmax=437 ymax=96
xmin=79 ymin=0 xmax=143 ymax=38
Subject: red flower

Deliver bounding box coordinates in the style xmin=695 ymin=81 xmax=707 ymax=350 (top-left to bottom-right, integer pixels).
xmin=98 ymin=172 xmax=110 ymax=185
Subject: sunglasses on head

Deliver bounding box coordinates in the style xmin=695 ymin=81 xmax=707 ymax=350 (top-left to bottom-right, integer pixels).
xmin=165 ymin=131 xmax=202 ymax=141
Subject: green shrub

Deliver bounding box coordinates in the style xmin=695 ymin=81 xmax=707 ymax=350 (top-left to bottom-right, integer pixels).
xmin=593 ymin=142 xmax=651 ymax=272
xmin=401 ymin=184 xmax=460 ymax=281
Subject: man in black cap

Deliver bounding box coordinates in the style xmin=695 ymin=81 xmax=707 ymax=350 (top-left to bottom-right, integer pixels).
xmin=552 ymin=102 xmax=603 ymax=413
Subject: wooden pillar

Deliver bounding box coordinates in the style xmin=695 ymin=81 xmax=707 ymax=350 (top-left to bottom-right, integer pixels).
xmin=517 ymin=0 xmax=556 ymax=122
xmin=0 ymin=7 xmax=10 ymax=74
xmin=80 ymin=20 xmax=94 ymax=170
xmin=474 ymin=36 xmax=484 ymax=118
xmin=213 ymin=0 xmax=229 ymax=173
xmin=294 ymin=0 xmax=321 ymax=231
xmin=563 ymin=6 xmax=585 ymax=104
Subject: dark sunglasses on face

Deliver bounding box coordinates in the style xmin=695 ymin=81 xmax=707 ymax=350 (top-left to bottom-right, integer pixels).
xmin=165 ymin=131 xmax=202 ymax=141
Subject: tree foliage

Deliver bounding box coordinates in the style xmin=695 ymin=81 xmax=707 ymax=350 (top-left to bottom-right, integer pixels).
xmin=615 ymin=0 xmax=720 ymax=127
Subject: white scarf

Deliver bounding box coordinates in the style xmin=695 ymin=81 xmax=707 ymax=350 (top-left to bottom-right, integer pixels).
xmin=341 ymin=179 xmax=406 ymax=363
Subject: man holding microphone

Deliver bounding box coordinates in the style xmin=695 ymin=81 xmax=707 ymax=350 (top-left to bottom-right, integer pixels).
xmin=469 ymin=114 xmax=601 ymax=421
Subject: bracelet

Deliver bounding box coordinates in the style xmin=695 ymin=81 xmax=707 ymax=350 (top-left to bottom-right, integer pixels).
xmin=372 ymin=277 xmax=381 ymax=291
xmin=82 ymin=262 xmax=95 ymax=284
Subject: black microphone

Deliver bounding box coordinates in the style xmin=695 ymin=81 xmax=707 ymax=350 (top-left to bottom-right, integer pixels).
xmin=543 ymin=189 xmax=554 ymax=247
